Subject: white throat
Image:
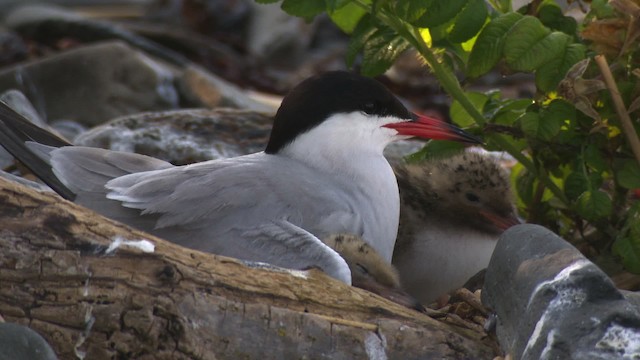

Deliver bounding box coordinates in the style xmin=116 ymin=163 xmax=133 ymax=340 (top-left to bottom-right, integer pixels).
xmin=278 ymin=112 xmax=403 ymax=177
xmin=277 ymin=112 xmax=406 ymax=261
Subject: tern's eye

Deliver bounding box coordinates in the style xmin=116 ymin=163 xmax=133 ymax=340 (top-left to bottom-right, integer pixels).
xmin=362 ymin=101 xmax=378 ymax=115
xmin=465 ymin=192 xmax=480 ymax=203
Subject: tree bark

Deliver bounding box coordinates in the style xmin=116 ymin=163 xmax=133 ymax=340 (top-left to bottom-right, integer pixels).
xmin=0 ymin=177 xmax=496 ymax=359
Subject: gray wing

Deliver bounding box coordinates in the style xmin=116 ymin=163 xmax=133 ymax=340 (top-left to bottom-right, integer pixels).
xmin=105 ymin=153 xmax=365 ymax=265
xmin=242 ymin=220 xmax=352 ymax=284
xmin=27 ymin=143 xmax=175 ymax=226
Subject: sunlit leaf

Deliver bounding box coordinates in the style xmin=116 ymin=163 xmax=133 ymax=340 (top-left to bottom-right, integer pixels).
xmin=449 ymin=0 xmax=488 ymax=43
xmin=450 ymin=92 xmax=488 ymax=127
xmin=467 ymin=12 xmax=523 ymax=77
xmin=329 ymin=2 xmax=367 ymax=33
xmin=405 ymin=140 xmax=465 ymax=163
xmin=281 ymin=0 xmax=325 ymax=21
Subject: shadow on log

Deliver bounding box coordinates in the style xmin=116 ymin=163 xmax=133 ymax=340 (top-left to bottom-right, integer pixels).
xmin=0 ymin=177 xmax=496 ymax=359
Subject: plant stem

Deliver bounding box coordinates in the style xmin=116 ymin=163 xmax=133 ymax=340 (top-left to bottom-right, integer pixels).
xmin=348 ymin=0 xmax=568 ymax=205
xmin=594 ymin=54 xmax=640 ymax=167
xmin=405 ymin=26 xmax=570 ymax=204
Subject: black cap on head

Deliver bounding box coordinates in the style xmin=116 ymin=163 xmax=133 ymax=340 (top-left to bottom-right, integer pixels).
xmin=265 ymin=71 xmax=412 ymax=154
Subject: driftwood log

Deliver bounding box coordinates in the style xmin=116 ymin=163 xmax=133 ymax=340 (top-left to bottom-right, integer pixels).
xmin=0 ymin=177 xmax=496 ymax=359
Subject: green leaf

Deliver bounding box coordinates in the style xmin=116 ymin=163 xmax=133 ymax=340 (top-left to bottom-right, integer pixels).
xmin=413 ymin=0 xmax=467 ymax=28
xmin=467 ymin=12 xmax=523 ymax=78
xmin=504 ymin=16 xmax=572 ymax=72
xmin=449 ymin=0 xmax=488 ymax=43
xmin=329 ymin=2 xmax=367 ymax=33
xmin=589 ymin=0 xmax=616 ymax=19
xmin=346 ymin=14 xmax=410 ymax=75
xmin=346 ymin=15 xmax=378 ymax=66
xmin=584 ymin=144 xmax=607 ymax=172
xmin=450 ymin=92 xmax=488 ymax=127
xmin=576 ymin=190 xmax=612 ymax=220
xmin=538 ymin=1 xmax=577 ymax=35
xmin=255 ymin=0 xmax=280 ymax=3
xmin=393 ymin=1 xmax=429 ymax=24
xmin=281 ymin=0 xmax=325 ymax=21
xmin=519 ymin=106 xmax=563 ymax=141
xmin=616 ymin=159 xmax=640 ymax=189
xmin=535 ymin=43 xmax=586 ymax=92
xmin=360 ymin=28 xmax=410 ymax=76
xmin=405 ymin=140 xmax=465 ymax=163
xmin=613 ymin=236 xmax=640 ymax=273
xmin=564 ymin=171 xmax=589 ymax=201
xmin=484 ymin=132 xmax=527 ymax=152
xmin=613 ymin=203 xmax=640 ymax=273
xmin=490 ymin=98 xmax=534 ymax=125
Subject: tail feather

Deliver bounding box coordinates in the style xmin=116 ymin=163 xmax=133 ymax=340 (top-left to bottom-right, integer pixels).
xmin=0 ymin=101 xmax=76 ymax=200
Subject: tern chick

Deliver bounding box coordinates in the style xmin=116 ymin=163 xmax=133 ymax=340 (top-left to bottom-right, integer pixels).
xmin=324 ymin=234 xmax=425 ymax=312
xmin=392 ymin=152 xmax=519 ymax=304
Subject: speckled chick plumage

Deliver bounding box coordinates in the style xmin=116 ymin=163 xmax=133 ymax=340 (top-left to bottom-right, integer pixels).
xmin=324 ymin=234 xmax=424 ymax=311
xmin=392 ymin=151 xmax=517 ymax=304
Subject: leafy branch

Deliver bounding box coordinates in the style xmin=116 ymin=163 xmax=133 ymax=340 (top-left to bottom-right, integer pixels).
xmin=257 ymin=0 xmax=640 ymax=274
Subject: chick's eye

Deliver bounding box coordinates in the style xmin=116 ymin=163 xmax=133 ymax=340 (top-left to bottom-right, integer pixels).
xmin=465 ymin=192 xmax=480 ymax=203
xmin=355 ymin=263 xmax=369 ymax=275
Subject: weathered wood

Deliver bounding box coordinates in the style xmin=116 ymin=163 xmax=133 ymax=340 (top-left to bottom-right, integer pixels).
xmin=0 ymin=177 xmax=496 ymax=359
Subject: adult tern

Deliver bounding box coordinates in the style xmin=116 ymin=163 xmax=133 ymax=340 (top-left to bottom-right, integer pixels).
xmin=0 ymin=71 xmax=480 ymax=285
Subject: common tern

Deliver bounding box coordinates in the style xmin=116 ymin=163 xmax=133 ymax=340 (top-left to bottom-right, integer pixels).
xmin=392 ymin=152 xmax=519 ymax=303
xmin=0 ymin=71 xmax=480 ymax=285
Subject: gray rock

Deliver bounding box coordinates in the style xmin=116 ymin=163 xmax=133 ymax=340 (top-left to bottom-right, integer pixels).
xmin=483 ymin=224 xmax=640 ymax=359
xmin=74 ymin=106 xmax=425 ymax=165
xmin=246 ymin=2 xmax=312 ymax=68
xmin=0 ymin=322 xmax=57 ymax=360
xmin=0 ymin=40 xmax=179 ymax=127
xmin=4 ymin=4 xmax=188 ymax=66
xmin=74 ymin=108 xmax=273 ymax=165
xmin=177 ymin=64 xmax=276 ymax=113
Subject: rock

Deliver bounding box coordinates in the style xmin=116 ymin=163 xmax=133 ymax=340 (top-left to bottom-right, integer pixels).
xmin=177 ymin=65 xmax=276 ymax=113
xmin=0 ymin=40 xmax=179 ymax=127
xmin=74 ymin=108 xmax=273 ymax=165
xmin=246 ymin=2 xmax=313 ymax=68
xmin=483 ymin=224 xmax=640 ymax=359
xmin=0 ymin=30 xmax=27 ymax=67
xmin=4 ymin=4 xmax=189 ymax=66
xmin=0 ymin=322 xmax=58 ymax=360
